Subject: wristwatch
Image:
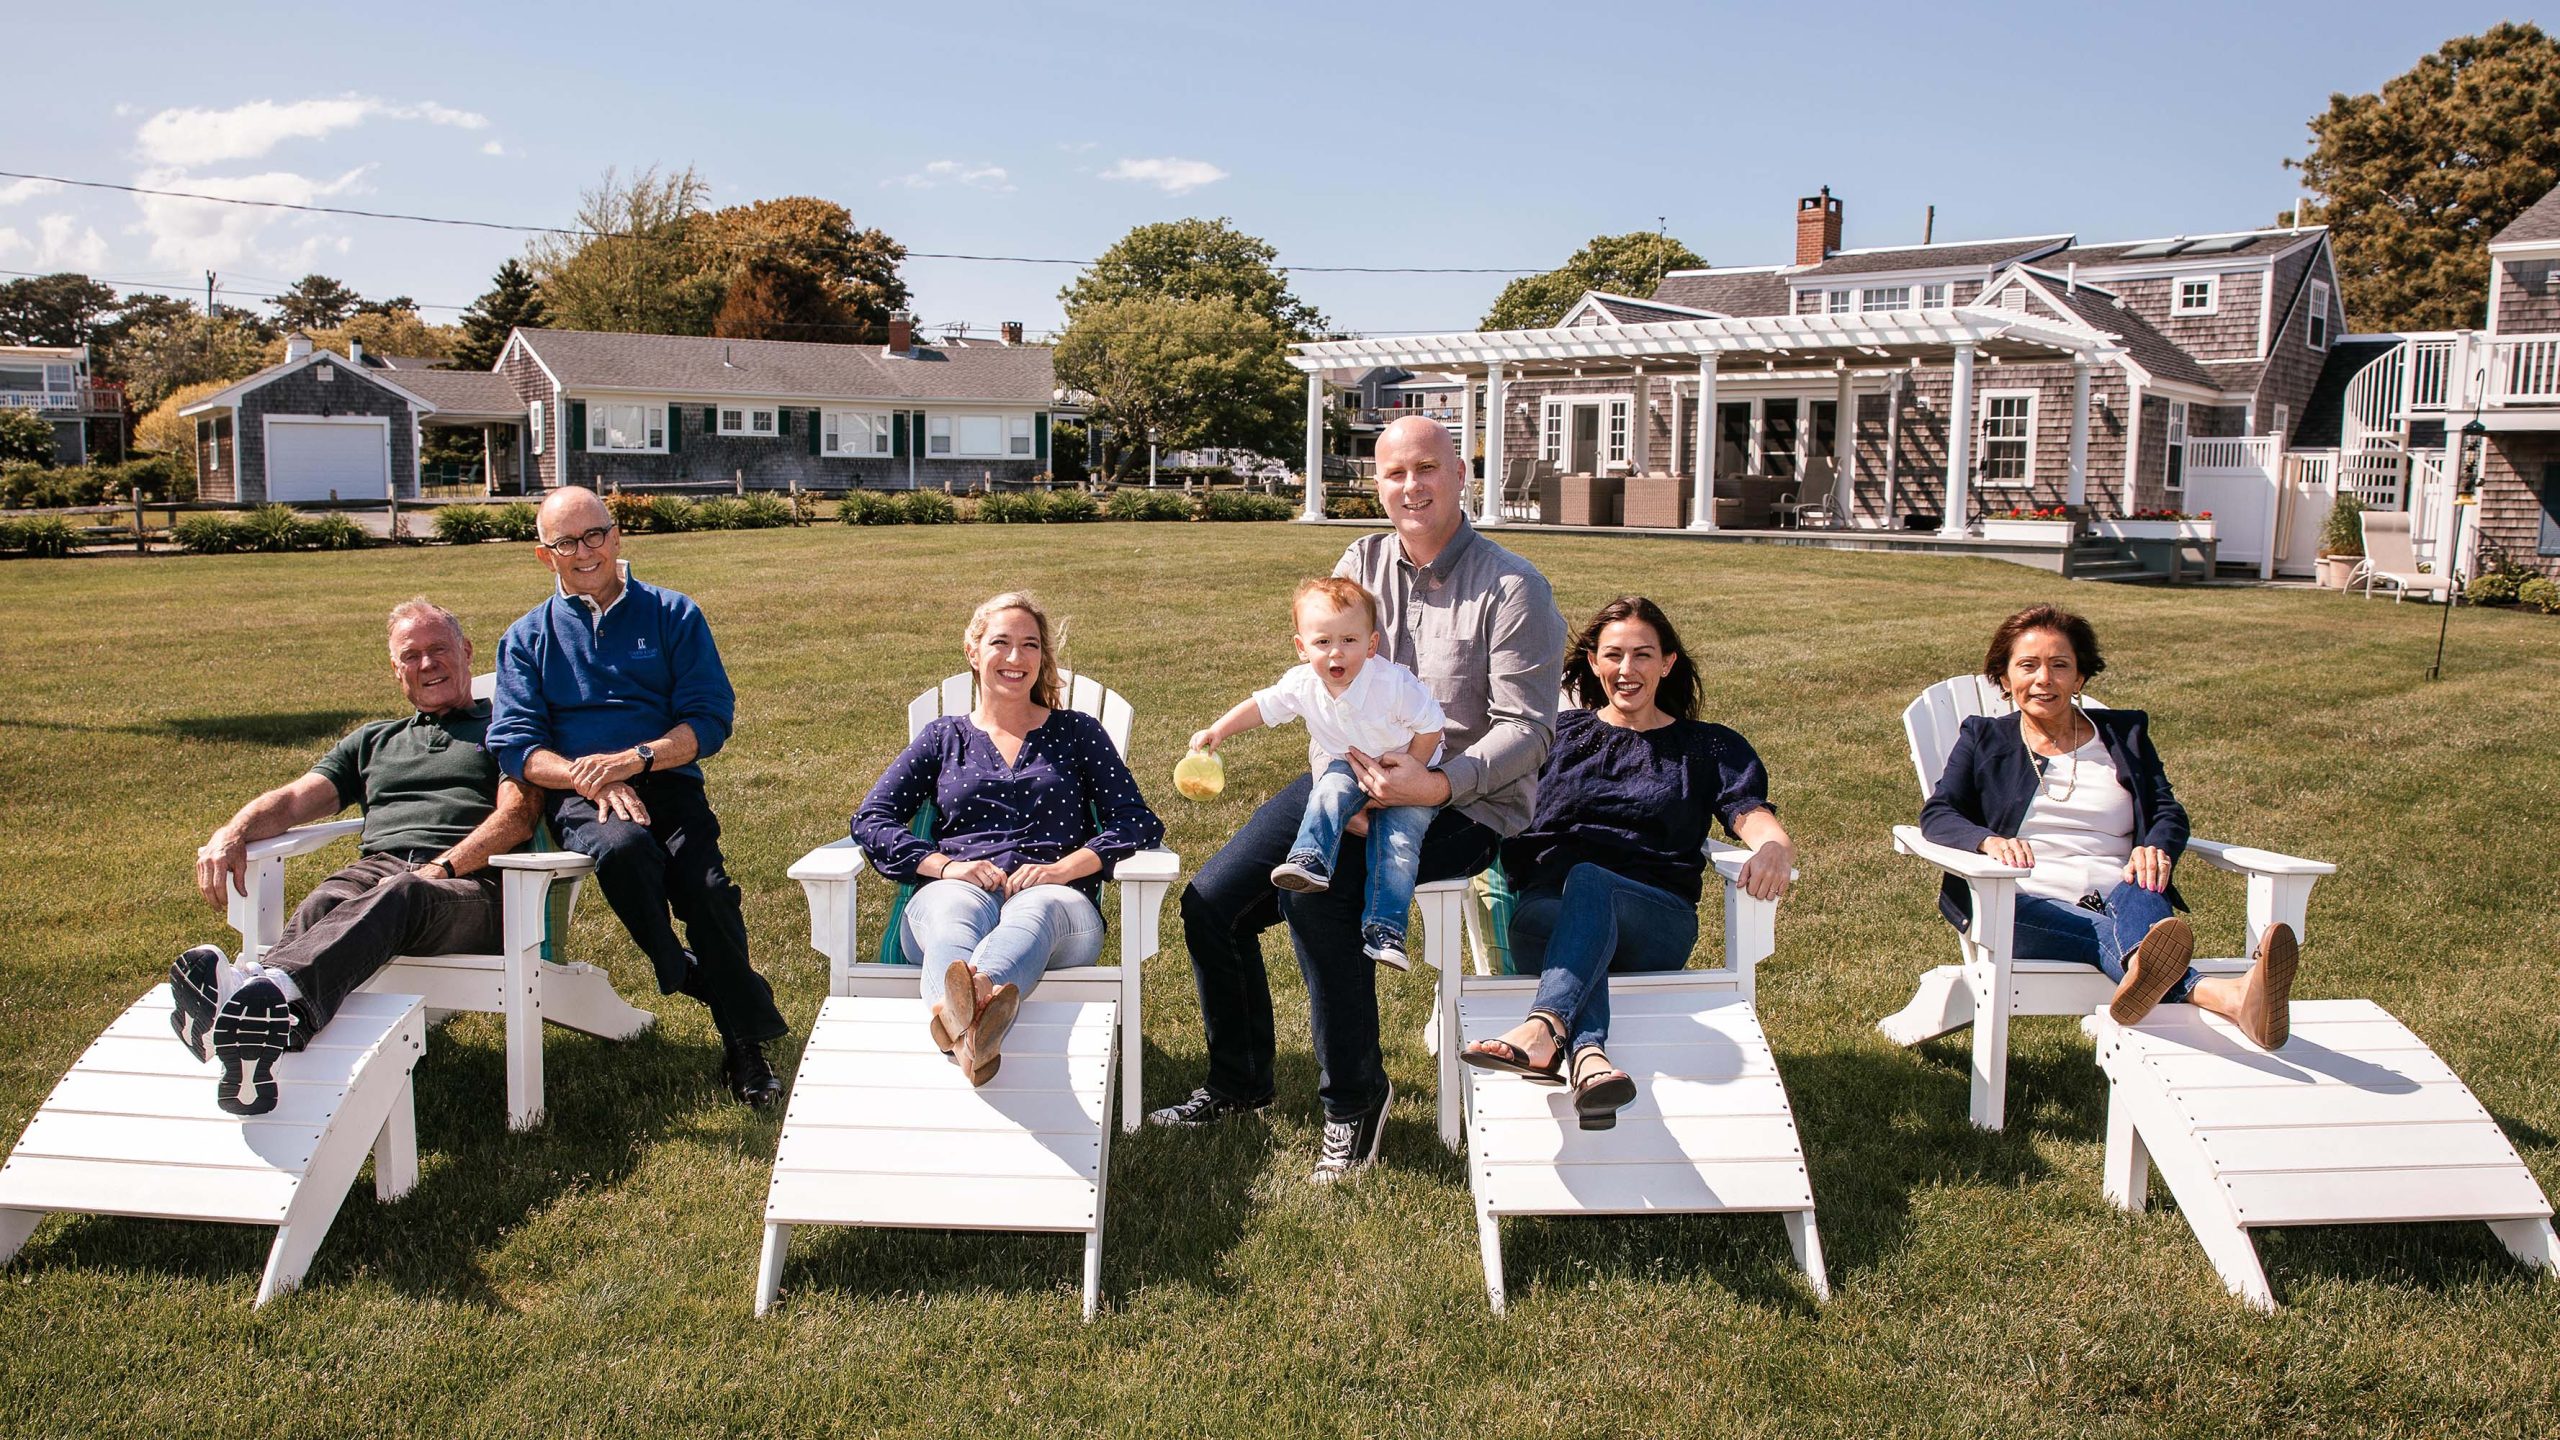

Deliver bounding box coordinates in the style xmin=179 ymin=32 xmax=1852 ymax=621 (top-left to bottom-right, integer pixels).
xmin=635 ymin=743 xmax=656 ymax=774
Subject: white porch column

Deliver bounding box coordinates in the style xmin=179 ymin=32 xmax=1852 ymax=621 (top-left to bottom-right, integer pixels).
xmin=1481 ymin=364 xmax=1507 ymax=526
xmin=1832 ymin=369 xmax=1854 ymax=518
xmin=1884 ymin=373 xmax=1904 ymax=528
xmin=2066 ymin=358 xmax=2092 ymax=510
xmin=1300 ymin=372 xmax=1326 ymax=521
xmin=1688 ymin=353 xmax=1719 ymax=531
xmin=1630 ymin=374 xmax=1651 ymax=475
xmin=1458 ymin=374 xmax=1478 ymax=515
xmin=1940 ymin=341 xmax=1977 ymax=537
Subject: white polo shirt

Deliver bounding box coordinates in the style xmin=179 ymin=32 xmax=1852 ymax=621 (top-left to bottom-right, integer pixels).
xmin=1254 ymin=657 xmax=1447 ymax=774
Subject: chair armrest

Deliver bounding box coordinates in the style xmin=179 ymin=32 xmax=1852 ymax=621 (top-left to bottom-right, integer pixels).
xmin=1112 ymin=848 xmax=1180 ymax=884
xmin=1706 ymin=839 xmax=1799 ymax=887
xmin=2184 ymin=838 xmax=2335 ymax=878
xmin=787 ymin=838 xmax=869 ymax=882
xmin=1892 ymin=824 xmax=2029 ymax=880
xmin=489 ymin=851 xmax=596 ymax=876
xmin=243 ymin=819 xmax=364 ymax=862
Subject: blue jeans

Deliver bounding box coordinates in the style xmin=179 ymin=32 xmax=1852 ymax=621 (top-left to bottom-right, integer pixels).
xmin=1289 ymin=760 xmax=1433 ymax=941
xmin=901 ymin=879 xmax=1104 ymax=1007
xmin=1509 ymin=863 xmax=1700 ymax=1055
xmin=2012 ymin=879 xmax=2198 ymax=1003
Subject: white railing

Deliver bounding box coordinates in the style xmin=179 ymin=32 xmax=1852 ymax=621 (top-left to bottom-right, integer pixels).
xmin=2340 ymin=346 xmax=2402 ymax=455
xmin=2185 ymin=436 xmax=2278 ymax=472
xmin=0 ymin=390 xmax=77 ymax=412
xmin=2405 ymin=338 xmax=2455 ymax=411
xmin=2490 ymin=336 xmax=2560 ymax=405
xmin=2285 ymin=450 xmax=2336 ymax=493
xmin=2339 ymin=447 xmax=2406 ymax=510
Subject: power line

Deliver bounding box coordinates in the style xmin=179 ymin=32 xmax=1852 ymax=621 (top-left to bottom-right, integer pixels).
xmin=0 ymin=170 xmax=1545 ymax=275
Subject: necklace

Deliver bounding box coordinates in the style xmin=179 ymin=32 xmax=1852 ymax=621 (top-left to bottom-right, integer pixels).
xmin=2027 ymin=707 xmax=2089 ymax=801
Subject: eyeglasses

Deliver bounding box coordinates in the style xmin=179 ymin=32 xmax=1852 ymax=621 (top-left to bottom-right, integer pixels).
xmin=540 ymin=524 xmax=617 ymax=556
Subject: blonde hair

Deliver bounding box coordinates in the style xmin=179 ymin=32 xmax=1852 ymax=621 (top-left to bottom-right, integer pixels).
xmin=1291 ymin=576 xmax=1379 ymax=633
xmin=964 ymin=591 xmax=1063 ymax=708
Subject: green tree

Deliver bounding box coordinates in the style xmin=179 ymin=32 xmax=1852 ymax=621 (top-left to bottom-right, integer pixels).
xmin=133 ymin=378 xmax=232 ymax=458
xmin=454 ymin=259 xmax=550 ymax=370
xmin=1061 ymin=218 xmax=1327 ymax=340
xmin=695 ymin=197 xmax=908 ymax=341
xmin=112 ymin=310 xmax=269 ymax=412
xmin=1054 ymin=295 xmax=1301 ymax=474
xmin=0 ymin=407 xmax=56 ymax=465
xmin=1480 ymin=231 xmax=1709 ymax=330
xmin=2297 ymin=22 xmax=2560 ymax=331
xmin=0 ymin=274 xmax=121 ymax=347
xmin=529 ymin=166 xmax=724 ymax=335
xmin=272 ymin=274 xmax=365 ymax=331
xmin=713 ymin=255 xmax=860 ymax=343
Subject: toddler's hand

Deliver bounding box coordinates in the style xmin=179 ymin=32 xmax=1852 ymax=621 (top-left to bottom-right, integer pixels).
xmin=1187 ymin=728 xmax=1217 ymax=754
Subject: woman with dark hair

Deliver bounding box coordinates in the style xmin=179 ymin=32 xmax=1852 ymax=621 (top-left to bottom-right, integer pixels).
xmin=1460 ymin=596 xmax=1794 ymax=1129
xmin=1918 ymin=604 xmax=2293 ymax=1047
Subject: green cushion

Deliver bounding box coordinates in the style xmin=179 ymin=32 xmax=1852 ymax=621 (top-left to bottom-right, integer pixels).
xmin=1473 ymin=858 xmax=1517 ymax=975
xmin=874 ymin=802 xmax=939 ymax=968
xmin=534 ymin=816 xmax=575 ymax=964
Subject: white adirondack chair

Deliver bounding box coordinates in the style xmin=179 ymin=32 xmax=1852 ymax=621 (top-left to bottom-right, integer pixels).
xmin=1879 ymin=675 xmax=2336 ymax=1130
xmin=2353 ymin=510 xmax=2456 ymax=602
xmin=766 ymin=670 xmax=1179 ymax=1318
xmin=225 ymin=673 xmax=654 ymax=1131
xmin=1415 ymin=821 xmax=1826 ymax=1310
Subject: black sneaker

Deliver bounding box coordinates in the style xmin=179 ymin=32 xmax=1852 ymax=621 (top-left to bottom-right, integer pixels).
xmin=1311 ymin=1079 xmax=1393 ymax=1184
xmin=1145 ymin=1087 xmax=1274 ymax=1128
xmin=1361 ymin=924 xmax=1411 ymax=972
xmin=723 ymin=1037 xmax=783 ymax=1108
xmin=211 ymin=979 xmax=304 ymax=1117
xmin=169 ymin=944 xmax=227 ymax=1060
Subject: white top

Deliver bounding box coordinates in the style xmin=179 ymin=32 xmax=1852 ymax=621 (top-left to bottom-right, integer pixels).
xmin=2015 ymin=730 xmax=2135 ymax=904
xmin=1254 ymin=657 xmax=1447 ymax=773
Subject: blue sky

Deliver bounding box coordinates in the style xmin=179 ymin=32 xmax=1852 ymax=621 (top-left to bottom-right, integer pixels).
xmin=8 ymin=1 xmax=2534 ymax=339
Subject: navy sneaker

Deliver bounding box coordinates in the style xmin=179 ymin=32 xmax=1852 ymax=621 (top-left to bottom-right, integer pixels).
xmin=1361 ymin=924 xmax=1410 ymax=972
xmin=1146 ymin=1087 xmax=1274 ymax=1128
xmin=1269 ymin=853 xmax=1332 ymax=893
xmin=1311 ymin=1079 xmax=1393 ymax=1184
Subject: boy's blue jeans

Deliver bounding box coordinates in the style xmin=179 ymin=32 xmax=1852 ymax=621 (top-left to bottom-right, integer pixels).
xmin=1288 ymin=760 xmax=1433 ymax=939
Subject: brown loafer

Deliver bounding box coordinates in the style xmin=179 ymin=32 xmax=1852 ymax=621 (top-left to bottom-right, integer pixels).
xmin=2236 ymin=923 xmax=2298 ymax=1050
xmin=934 ymin=960 xmax=977 ymax=1055
xmin=956 ymin=982 xmax=1022 ymax=1087
xmin=2109 ymin=916 xmax=2195 ymax=1026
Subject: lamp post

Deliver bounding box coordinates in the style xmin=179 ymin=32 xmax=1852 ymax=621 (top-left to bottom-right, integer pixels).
xmin=2427 ymin=417 xmax=2487 ymax=681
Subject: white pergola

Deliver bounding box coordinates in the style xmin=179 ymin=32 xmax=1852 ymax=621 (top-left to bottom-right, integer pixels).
xmin=1292 ymin=309 xmax=2118 ymax=538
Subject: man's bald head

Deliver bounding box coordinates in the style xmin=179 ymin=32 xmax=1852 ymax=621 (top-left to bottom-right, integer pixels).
xmin=1374 ymin=414 xmax=1467 ymax=563
xmin=537 ymin=486 xmax=611 ymax=540
xmin=533 ymin=485 xmax=624 ymax=601
xmin=1377 ymin=415 xmax=1458 ymax=471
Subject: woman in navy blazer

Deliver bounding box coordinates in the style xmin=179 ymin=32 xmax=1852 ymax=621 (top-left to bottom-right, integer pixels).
xmin=1919 ymin=605 xmax=2294 ymax=1048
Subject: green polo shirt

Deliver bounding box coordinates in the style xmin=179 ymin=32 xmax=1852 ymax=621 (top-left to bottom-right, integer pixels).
xmin=310 ymin=699 xmax=502 ymax=857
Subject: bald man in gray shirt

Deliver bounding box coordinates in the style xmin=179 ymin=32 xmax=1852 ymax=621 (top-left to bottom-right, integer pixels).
xmin=1152 ymin=416 xmax=1565 ymax=1183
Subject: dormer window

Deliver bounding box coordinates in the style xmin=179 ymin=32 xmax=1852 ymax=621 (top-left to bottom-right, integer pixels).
xmin=1921 ymin=282 xmax=1951 ymax=309
xmin=2173 ymin=276 xmax=2218 ymax=316
xmin=2307 ymin=280 xmax=2331 ymax=350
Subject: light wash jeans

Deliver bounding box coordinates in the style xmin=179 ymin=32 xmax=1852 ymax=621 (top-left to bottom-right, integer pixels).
xmin=1288 ymin=759 xmax=1434 ymax=941
xmin=2011 ymin=879 xmax=2198 ymax=1003
xmin=1508 ymin=862 xmax=1699 ymax=1055
xmin=901 ymin=879 xmax=1105 ymax=1008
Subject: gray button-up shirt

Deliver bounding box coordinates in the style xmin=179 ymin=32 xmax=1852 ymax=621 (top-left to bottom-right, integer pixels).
xmin=1334 ymin=517 xmax=1565 ymax=837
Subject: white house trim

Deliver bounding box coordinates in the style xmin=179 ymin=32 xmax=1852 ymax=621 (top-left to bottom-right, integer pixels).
xmin=260 ymin=413 xmax=394 ymax=502
xmin=501 ymin=329 xmax=563 ymax=391
xmin=179 ymin=347 xmax=440 ymax=418
xmin=2171 ymin=275 xmax=2220 ymax=317
xmin=1974 ymin=389 xmax=2039 ymax=489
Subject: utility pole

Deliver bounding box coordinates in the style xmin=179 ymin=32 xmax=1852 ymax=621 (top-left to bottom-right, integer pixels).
xmin=205 ymin=271 xmax=216 ymax=317
xmin=1923 ymin=206 xmax=1935 ymax=244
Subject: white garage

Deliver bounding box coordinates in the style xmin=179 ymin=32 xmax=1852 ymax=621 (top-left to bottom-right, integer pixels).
xmin=264 ymin=417 xmax=392 ymax=503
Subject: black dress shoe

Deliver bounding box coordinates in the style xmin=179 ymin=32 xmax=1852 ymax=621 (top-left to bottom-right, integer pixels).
xmin=722 ymin=1037 xmax=783 ymax=1108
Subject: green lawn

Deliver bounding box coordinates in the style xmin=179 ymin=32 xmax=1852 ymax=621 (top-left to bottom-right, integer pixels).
xmin=3 ymin=525 xmax=2556 ymax=1438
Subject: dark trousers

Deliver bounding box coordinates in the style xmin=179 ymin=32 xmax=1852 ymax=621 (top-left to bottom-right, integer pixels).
xmin=1179 ymin=771 xmax=1497 ymax=1120
xmin=548 ymin=775 xmax=786 ymax=1044
xmin=267 ymin=851 xmax=500 ymax=1032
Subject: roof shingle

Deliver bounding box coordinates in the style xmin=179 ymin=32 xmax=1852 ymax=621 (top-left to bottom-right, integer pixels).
xmin=1648 ymin=269 xmax=1791 ymax=316
xmin=517 ymin=329 xmax=1056 ymax=404
xmin=2492 ymin=182 xmax=2560 ymax=246
xmin=1798 ymin=237 xmax=2070 ymax=277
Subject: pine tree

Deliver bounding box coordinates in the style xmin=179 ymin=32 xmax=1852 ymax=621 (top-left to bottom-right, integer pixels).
xmin=454 ymin=259 xmax=550 ymax=371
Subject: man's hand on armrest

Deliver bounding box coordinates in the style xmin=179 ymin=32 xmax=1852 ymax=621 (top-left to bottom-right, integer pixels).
xmin=197 ymin=773 xmax=343 ymax=908
xmin=427 ymin=778 xmax=543 ymax=880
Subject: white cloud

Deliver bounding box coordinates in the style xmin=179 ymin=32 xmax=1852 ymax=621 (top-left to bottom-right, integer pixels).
xmin=0 ymin=178 xmax=63 ymax=206
xmin=1099 ymin=156 xmax=1227 ymax=194
xmin=135 ymin=95 xmax=491 ymax=166
xmin=1055 ymin=140 xmax=1098 ymax=154
xmin=887 ymin=160 xmax=1014 ymax=193
xmin=0 ymin=227 xmax=21 ymax=259
xmin=482 ymin=140 xmax=507 ymax=156
xmin=126 ymin=165 xmax=371 ymax=269
xmin=35 ymin=214 xmax=109 ymax=270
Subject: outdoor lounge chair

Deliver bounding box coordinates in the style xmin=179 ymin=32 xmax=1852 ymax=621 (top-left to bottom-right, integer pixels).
xmin=2354 ymin=510 xmax=2456 ymax=602
xmin=766 ymin=670 xmax=1178 ymax=1319
xmin=1412 ymin=795 xmax=1826 ymax=1311
xmin=222 ymin=674 xmax=651 ymax=1131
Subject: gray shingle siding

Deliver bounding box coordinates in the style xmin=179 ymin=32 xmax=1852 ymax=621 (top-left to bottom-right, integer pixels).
xmin=233 ymin=361 xmax=420 ymax=504
xmin=2494 ymin=257 xmax=2560 ymax=334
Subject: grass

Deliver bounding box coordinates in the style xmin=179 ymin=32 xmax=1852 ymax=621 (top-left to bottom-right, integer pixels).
xmin=2 ymin=525 xmax=2557 ymax=1438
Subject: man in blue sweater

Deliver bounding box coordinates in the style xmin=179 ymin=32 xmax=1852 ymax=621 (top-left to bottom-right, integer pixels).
xmin=486 ymin=487 xmax=786 ymax=1106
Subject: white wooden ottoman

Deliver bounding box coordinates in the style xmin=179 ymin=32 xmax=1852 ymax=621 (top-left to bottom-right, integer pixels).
xmin=756 ymin=994 xmax=1117 ymax=1319
xmin=2095 ymin=998 xmax=2558 ymax=1310
xmin=0 ymin=985 xmax=427 ymax=1305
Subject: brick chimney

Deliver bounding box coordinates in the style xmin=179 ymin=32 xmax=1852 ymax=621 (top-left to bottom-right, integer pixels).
xmin=1795 ymin=186 xmax=1843 ymax=266
xmin=887 ymin=311 xmax=914 ymax=356
xmin=1000 ymin=321 xmax=1024 ymax=346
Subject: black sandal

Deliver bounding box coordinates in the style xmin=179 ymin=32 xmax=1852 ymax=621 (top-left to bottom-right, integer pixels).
xmin=1571 ymin=1047 xmax=1636 ymax=1131
xmin=1461 ymin=1011 xmax=1567 ymax=1086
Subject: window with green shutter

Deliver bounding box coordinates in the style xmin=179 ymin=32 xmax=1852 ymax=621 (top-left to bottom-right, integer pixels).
xmin=704 ymin=406 xmax=718 ymax=432
xmin=1035 ymin=411 xmax=1050 ymax=462
xmin=806 ymin=408 xmax=820 ymax=456
xmin=568 ymin=400 xmax=586 ymax=452
xmin=779 ymin=408 xmax=793 ymax=437
xmin=910 ymin=411 xmax=926 ymax=457
xmin=891 ymin=410 xmax=908 ymax=459
xmin=667 ymin=403 xmax=682 ymax=453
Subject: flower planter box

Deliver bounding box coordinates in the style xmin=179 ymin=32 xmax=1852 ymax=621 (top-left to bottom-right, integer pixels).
xmin=1980 ymin=518 xmax=2076 ymax=545
xmin=2095 ymin=518 xmax=2215 ymax=543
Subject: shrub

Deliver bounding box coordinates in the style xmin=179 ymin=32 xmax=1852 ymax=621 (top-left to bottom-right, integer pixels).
xmin=1104 ymin=487 xmax=1190 ymax=521
xmin=689 ymin=497 xmax=744 ymax=531
xmin=2520 ymin=576 xmax=2560 ymax=615
xmin=1042 ymin=489 xmax=1099 ymax=523
xmin=98 ymin=456 xmax=190 ymax=503
xmin=0 ymin=463 xmax=112 ymax=509
xmin=489 ymin=501 xmax=540 ymax=542
xmin=2321 ymin=489 xmax=2364 ymax=557
xmin=2467 ymin=570 xmax=2521 ymax=605
xmin=603 ymin=490 xmax=656 ymax=534
xmin=303 ymin=515 xmax=369 ymax=551
xmin=738 ymin=493 xmax=794 ymax=529
xmin=1329 ymin=492 xmax=1385 ymax=520
xmin=650 ymin=495 xmax=700 ymax=533
xmin=839 ymin=490 xmax=903 ymax=525
xmin=0 ymin=517 xmax=17 ymax=551
xmin=7 ymin=515 xmax=77 ymax=558
xmin=976 ymin=492 xmax=1039 ymax=523
xmin=902 ymin=490 xmax=958 ymax=525
xmin=1199 ymin=491 xmax=1295 ymax=522
xmin=433 ymin=506 xmax=497 ymax=545
xmin=0 ymin=407 xmax=57 ymax=466
xmin=174 ymin=513 xmax=241 ymax=554
xmin=238 ymin=504 xmax=308 ymax=553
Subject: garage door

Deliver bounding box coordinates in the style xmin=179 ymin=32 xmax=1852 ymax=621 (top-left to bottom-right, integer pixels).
xmin=267 ymin=419 xmax=389 ymax=502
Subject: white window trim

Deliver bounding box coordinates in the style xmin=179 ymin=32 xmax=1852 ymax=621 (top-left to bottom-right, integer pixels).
xmin=2163 ymin=399 xmax=2189 ymax=493
xmin=1007 ymin=412 xmax=1034 ymax=457
xmin=927 ymin=411 xmax=1016 ymax=459
xmin=2306 ymin=280 xmax=2331 ymax=352
xmin=528 ymin=400 xmax=545 ymax=455
xmin=1975 ymin=389 xmax=2038 ymax=488
xmin=2172 ymin=275 xmax=2220 ymax=317
xmin=1919 ymin=281 xmax=1951 ymax=310
xmin=1825 ymin=289 xmax=1852 ymax=315
xmin=587 ymin=400 xmax=667 ymax=454
xmin=1539 ymin=392 xmax=1636 ymax=472
xmin=821 ymin=408 xmax=894 ymax=457
xmin=717 ymin=405 xmax=780 ymax=437
xmin=1860 ymin=285 xmax=1912 ymax=313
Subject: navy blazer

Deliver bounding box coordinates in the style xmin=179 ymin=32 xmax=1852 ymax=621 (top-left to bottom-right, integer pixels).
xmin=1918 ymin=708 xmax=2190 ymax=929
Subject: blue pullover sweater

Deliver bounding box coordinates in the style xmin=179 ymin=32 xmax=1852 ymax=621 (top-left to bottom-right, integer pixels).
xmin=486 ymin=569 xmax=734 ymax=783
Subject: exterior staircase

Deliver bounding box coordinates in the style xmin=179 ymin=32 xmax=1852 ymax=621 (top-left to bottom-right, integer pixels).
xmin=2063 ymin=537 xmax=2161 ymax=584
